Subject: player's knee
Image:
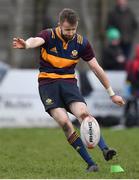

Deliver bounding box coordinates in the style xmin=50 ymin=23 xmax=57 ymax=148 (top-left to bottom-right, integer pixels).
xmin=79 ymin=113 xmax=92 ymax=122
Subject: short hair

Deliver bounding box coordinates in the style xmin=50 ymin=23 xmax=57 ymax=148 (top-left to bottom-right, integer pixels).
xmin=59 ymin=8 xmax=79 ymax=25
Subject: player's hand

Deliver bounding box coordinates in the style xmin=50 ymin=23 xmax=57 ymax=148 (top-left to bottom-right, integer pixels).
xmin=111 ymin=95 xmax=125 ymax=106
xmin=13 ymin=38 xmax=26 ymax=49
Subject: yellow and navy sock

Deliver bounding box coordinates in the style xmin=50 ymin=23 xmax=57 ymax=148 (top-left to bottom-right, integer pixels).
xmin=98 ymin=135 xmax=108 ymax=151
xmin=68 ymin=131 xmax=95 ymax=166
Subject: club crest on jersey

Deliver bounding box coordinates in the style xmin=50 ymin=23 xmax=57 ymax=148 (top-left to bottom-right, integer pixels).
xmin=45 ymin=98 xmax=53 ymax=105
xmin=71 ymin=50 xmax=78 ymax=58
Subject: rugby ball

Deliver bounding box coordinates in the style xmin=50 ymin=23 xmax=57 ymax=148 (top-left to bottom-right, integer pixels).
xmin=80 ymin=117 xmax=100 ymax=149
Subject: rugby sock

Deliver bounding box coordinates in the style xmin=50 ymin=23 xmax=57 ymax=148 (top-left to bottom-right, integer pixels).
xmin=98 ymin=135 xmax=108 ymax=151
xmin=68 ymin=131 xmax=95 ymax=166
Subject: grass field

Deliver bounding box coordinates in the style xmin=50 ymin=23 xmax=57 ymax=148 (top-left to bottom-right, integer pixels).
xmin=0 ymin=127 xmax=138 ymax=179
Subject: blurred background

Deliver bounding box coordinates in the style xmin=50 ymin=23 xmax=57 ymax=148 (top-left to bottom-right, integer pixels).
xmin=0 ymin=0 xmax=139 ymax=128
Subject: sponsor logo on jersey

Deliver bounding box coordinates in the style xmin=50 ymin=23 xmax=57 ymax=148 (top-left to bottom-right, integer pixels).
xmin=45 ymin=98 xmax=53 ymax=105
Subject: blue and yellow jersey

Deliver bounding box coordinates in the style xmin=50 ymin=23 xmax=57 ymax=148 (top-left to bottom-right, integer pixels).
xmin=36 ymin=27 xmax=95 ymax=84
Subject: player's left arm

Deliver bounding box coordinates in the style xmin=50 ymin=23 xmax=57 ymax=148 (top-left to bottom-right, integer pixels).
xmin=87 ymin=58 xmax=125 ymax=106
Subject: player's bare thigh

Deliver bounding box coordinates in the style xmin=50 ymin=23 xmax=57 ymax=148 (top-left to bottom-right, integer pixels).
xmin=69 ymin=102 xmax=90 ymax=123
xmin=49 ymin=107 xmax=75 ymax=137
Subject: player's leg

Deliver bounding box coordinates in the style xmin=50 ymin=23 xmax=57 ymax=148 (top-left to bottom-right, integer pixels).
xmin=49 ymin=107 xmax=74 ymax=138
xmin=60 ymin=80 xmax=116 ymax=161
xmin=49 ymin=107 xmax=98 ymax=172
xmin=69 ymin=102 xmax=116 ymax=161
xmin=39 ymin=82 xmax=97 ymax=168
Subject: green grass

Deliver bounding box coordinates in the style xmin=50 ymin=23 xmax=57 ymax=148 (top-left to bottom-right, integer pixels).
xmin=0 ymin=127 xmax=138 ymax=179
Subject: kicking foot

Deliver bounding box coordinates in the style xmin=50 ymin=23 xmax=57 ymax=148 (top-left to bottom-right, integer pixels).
xmin=86 ymin=164 xmax=99 ymax=172
xmin=103 ymin=148 xmax=117 ymax=161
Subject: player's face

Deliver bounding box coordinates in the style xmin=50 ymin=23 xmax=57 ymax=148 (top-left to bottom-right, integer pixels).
xmin=60 ymin=21 xmax=78 ymax=41
xmin=117 ymin=0 xmax=127 ymax=7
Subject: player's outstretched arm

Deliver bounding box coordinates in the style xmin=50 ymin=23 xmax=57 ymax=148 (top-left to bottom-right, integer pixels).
xmin=87 ymin=58 xmax=125 ymax=106
xmin=13 ymin=37 xmax=45 ymax=49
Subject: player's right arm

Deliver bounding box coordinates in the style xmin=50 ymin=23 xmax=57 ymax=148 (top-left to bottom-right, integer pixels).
xmin=13 ymin=37 xmax=45 ymax=49
xmin=80 ymin=38 xmax=125 ymax=106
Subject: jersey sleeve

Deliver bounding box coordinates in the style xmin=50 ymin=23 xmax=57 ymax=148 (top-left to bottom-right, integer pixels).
xmin=80 ymin=38 xmax=95 ymax=61
xmin=36 ymin=29 xmax=50 ymax=42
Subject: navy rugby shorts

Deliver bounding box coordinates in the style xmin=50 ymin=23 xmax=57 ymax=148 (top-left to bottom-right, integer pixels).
xmin=38 ymin=80 xmax=86 ymax=114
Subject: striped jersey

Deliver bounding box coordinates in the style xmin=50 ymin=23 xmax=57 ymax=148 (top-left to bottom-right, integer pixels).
xmin=36 ymin=26 xmax=95 ymax=84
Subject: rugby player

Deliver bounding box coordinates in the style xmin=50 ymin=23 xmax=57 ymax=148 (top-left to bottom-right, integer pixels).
xmin=13 ymin=8 xmax=125 ymax=172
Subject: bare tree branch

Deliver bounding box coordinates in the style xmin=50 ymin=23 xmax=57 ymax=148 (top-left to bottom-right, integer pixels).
xmin=81 ymin=0 xmax=93 ymax=42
